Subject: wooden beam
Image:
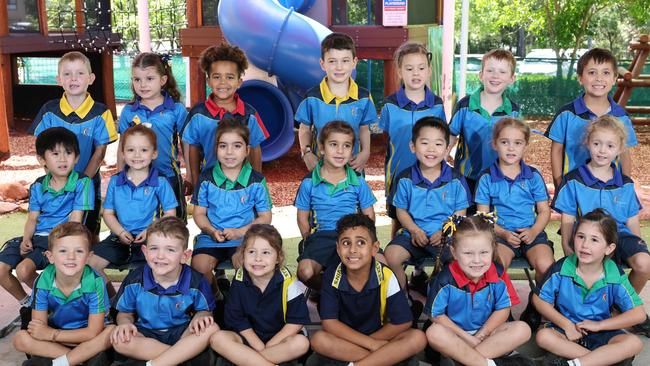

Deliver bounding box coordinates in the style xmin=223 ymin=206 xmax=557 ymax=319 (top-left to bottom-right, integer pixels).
xmin=37 ymin=0 xmax=48 ymax=36
xmin=101 ymin=50 xmax=116 ymax=118
xmin=383 ymin=59 xmax=398 ymax=96
xmin=0 ymin=53 xmax=10 ymax=160
xmin=189 ymin=56 xmax=205 ymax=107
xmin=625 ymin=106 xmax=650 ymax=114
xmin=0 ymin=0 xmax=8 ymax=36
xmin=188 ymin=0 xmax=198 ymax=27
xmin=631 ymin=117 xmax=650 ymax=126
xmin=75 ymin=0 xmax=85 ymax=34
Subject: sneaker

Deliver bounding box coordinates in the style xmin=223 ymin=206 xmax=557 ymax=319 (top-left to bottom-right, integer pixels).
xmin=631 ymin=315 xmax=650 ymax=337
xmin=519 ymin=293 xmax=542 ymax=331
xmin=409 ymin=297 xmax=423 ymax=328
xmin=493 ymin=354 xmax=535 ymax=366
xmin=20 ymin=306 xmax=31 ymax=330
xmin=409 ymin=270 xmax=429 ymax=296
xmin=22 ymin=357 xmax=53 ymax=366
xmin=542 ymin=353 xmax=570 ymax=366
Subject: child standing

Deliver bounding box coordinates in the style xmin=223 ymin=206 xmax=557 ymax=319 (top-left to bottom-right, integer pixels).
xmin=111 ymin=217 xmax=218 ymax=365
xmin=296 ymin=33 xmax=376 ymax=172
xmin=191 ymin=119 xmax=273 ymax=294
xmin=449 ymin=49 xmax=519 ymax=197
xmin=385 ymin=117 xmax=471 ymax=291
xmin=13 ymin=222 xmax=113 ymax=366
xmin=425 ymin=214 xmax=533 ymax=366
xmin=0 ymin=128 xmax=93 ymax=306
xmin=534 ymin=209 xmax=645 ymax=366
xmin=545 ymin=48 xmax=637 ymax=189
xmin=379 ymin=41 xmax=446 ymax=238
xmin=310 ymin=214 xmax=427 ymax=366
xmin=210 ymin=224 xmax=310 ymax=365
xmin=30 ymin=51 xmax=117 ymax=238
xmin=118 ymin=52 xmax=190 ymax=219
xmin=295 ymin=121 xmax=376 ymax=291
xmin=88 ymin=125 xmax=178 ymax=295
xmin=182 ymin=43 xmax=269 ymax=186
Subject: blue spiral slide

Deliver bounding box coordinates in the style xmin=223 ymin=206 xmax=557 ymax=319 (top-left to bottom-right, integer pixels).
xmin=218 ymin=0 xmax=329 ymax=161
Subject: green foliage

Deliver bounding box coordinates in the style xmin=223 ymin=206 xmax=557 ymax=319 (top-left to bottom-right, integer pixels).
xmin=46 ymin=0 xmax=75 ymax=30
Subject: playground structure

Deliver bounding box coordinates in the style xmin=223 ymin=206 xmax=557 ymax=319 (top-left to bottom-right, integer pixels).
xmin=615 ymin=34 xmax=650 ymax=125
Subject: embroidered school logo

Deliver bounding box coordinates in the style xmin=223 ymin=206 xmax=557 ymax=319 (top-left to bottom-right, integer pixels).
xmin=602 ymin=293 xmax=607 ymax=302
xmin=441 ymin=191 xmax=447 ymax=201
xmin=132 ymin=116 xmax=141 ymax=125
xmin=175 ymin=300 xmax=185 ymax=311
xmin=82 ymin=128 xmax=89 ymax=136
xmin=240 ymin=195 xmax=248 ymax=204
xmin=144 ymin=188 xmax=150 ymax=195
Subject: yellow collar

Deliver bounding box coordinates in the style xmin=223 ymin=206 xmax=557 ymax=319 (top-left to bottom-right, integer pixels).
xmin=319 ymin=77 xmax=359 ymax=105
xmin=60 ymin=93 xmax=94 ymax=118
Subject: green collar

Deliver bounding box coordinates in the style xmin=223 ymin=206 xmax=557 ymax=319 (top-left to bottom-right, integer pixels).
xmin=560 ymin=254 xmax=623 ymax=297
xmin=36 ymin=264 xmax=96 ymax=303
xmin=468 ymin=86 xmax=512 ymax=120
xmin=42 ymin=171 xmax=79 ymax=196
xmin=212 ymin=161 xmax=252 ymax=190
xmin=312 ymin=161 xmax=359 ymax=195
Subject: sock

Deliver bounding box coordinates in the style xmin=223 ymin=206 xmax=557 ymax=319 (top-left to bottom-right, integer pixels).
xmin=486 ymin=360 xmax=497 ymax=366
xmin=52 ymin=355 xmax=69 ymax=366
xmin=146 ymin=361 xmax=153 ymax=366
xmin=569 ymin=359 xmax=582 ymax=366
xmin=347 ymin=363 xmax=354 ymax=366
xmin=19 ymin=295 xmax=30 ymax=307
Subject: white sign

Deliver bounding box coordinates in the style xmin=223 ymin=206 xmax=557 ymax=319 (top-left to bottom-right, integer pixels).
xmin=383 ymin=0 xmax=408 ymax=27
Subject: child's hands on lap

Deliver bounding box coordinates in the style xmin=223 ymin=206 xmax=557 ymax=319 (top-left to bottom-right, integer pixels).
xmin=368 ymin=338 xmax=389 ymax=351
xmin=211 ymin=228 xmax=225 ymax=242
xmin=111 ymin=323 xmax=138 ymax=344
xmin=350 ymin=151 xmax=369 ymax=172
xmin=562 ymin=324 xmax=584 ymax=341
xmin=516 ymin=228 xmax=536 ymax=245
xmin=429 ymin=230 xmax=442 ymax=246
xmin=27 ymin=319 xmax=55 ymax=341
xmin=189 ymin=314 xmax=215 ymax=335
xmin=576 ymin=320 xmax=601 ymax=334
xmin=223 ymin=228 xmax=244 ymax=241
xmin=501 ymin=230 xmax=522 ymax=247
xmin=410 ymin=227 xmax=429 ymax=247
xmin=118 ymin=231 xmax=134 ymax=245
xmin=133 ymin=229 xmax=147 ymax=244
xmin=20 ymin=239 xmax=33 ymax=255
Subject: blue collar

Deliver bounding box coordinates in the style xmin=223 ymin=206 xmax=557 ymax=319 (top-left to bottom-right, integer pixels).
xmin=411 ymin=162 xmax=452 ymax=189
xmin=489 ymin=160 xmax=533 ymax=182
xmin=334 ymin=258 xmax=382 ymax=293
xmin=578 ymin=163 xmax=623 ymax=187
xmin=116 ymin=167 xmax=160 ymax=188
xmin=143 ymin=264 xmax=192 ymax=295
xmin=396 ymin=85 xmax=436 ymax=109
xmin=573 ymin=93 xmax=626 ymax=118
xmin=131 ymin=91 xmax=176 ymax=114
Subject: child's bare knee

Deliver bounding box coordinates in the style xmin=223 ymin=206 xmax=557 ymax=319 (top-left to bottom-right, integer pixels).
xmin=510 ymin=320 xmax=532 ymax=339
xmin=15 ymin=262 xmax=35 ymax=282
xmin=297 ymin=263 xmax=315 ymax=282
xmin=426 ymin=323 xmax=450 ymax=347
xmin=535 ymin=328 xmax=556 ymax=348
xmin=623 ymin=334 xmax=643 ymax=353
xmin=290 ymin=334 xmax=310 ymax=354
xmin=631 ymin=254 xmax=650 ymax=276
xmin=309 ymin=331 xmax=330 ymax=352
xmin=12 ymin=330 xmax=32 ymax=352
xmin=0 ymin=262 xmax=11 ymax=276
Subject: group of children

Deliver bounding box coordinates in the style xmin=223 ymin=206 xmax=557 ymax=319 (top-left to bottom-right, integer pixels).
xmin=0 ymin=30 xmax=648 ymax=366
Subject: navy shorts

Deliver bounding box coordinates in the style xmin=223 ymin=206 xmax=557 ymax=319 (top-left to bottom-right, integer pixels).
xmin=387 ymin=232 xmax=452 ymax=265
xmin=193 ymin=246 xmax=237 ymax=263
xmin=84 ymin=174 xmax=102 ymax=236
xmin=297 ymin=230 xmax=340 ymax=268
xmin=496 ymin=231 xmax=551 ymax=258
xmin=0 ymin=236 xmax=49 ymax=269
xmin=92 ymin=234 xmax=145 ymax=266
xmin=614 ymin=232 xmax=649 ymax=264
xmin=138 ymin=323 xmax=187 ymax=345
xmin=387 ymin=202 xmax=397 ymax=220
xmin=545 ymin=323 xmax=626 ymax=350
xmin=165 ymin=173 xmax=187 ymax=222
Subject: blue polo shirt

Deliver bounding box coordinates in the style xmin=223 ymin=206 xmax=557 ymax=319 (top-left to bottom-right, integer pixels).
xmin=294 ymin=162 xmax=376 ymax=232
xmin=426 ymin=261 xmax=520 ymax=332
xmin=32 ymin=265 xmax=109 ymax=330
xmin=191 ymin=161 xmax=272 ymax=248
xmin=545 ymin=94 xmax=637 ymax=175
xmin=537 ymin=254 xmax=642 ymax=325
xmin=29 ymin=171 xmax=94 ymax=238
xmin=475 ymin=161 xmax=549 ymax=231
xmin=182 ymin=94 xmax=269 ymax=172
xmin=449 ymin=88 xmax=520 ymax=181
xmin=115 ymin=264 xmax=215 ymax=330
xmin=295 ymin=77 xmax=377 ymax=156
xmin=31 ymin=93 xmax=118 ymax=174
xmin=225 ymin=267 xmax=310 ymax=343
xmin=392 ymin=163 xmax=471 ymax=237
xmin=379 ymin=86 xmax=446 ymax=202
xmin=320 ymin=259 xmax=412 ymax=335
xmin=103 ymin=167 xmax=178 ymax=235
xmin=118 ymin=93 xmax=188 ymax=178
xmin=552 ymin=164 xmax=640 ymax=235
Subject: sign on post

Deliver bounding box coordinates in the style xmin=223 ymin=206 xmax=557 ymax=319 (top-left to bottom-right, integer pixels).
xmin=383 ymin=0 xmax=408 ymax=27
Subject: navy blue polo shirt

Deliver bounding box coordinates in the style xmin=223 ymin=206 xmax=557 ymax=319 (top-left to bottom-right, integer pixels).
xmin=426 ymin=261 xmax=520 ymax=332
xmin=191 ymin=161 xmax=272 ymax=248
xmin=103 ymin=167 xmax=178 ymax=235
xmin=537 ymin=254 xmax=642 ymax=325
xmin=475 ymin=161 xmax=549 ymax=231
xmin=31 ymin=93 xmax=118 ymax=174
xmin=295 ymin=77 xmax=377 ymax=156
xmin=545 ymin=94 xmax=637 ymax=176
xmin=32 ymin=265 xmax=109 ymax=330
xmin=392 ymin=163 xmax=471 ymax=237
xmin=29 ymin=171 xmax=94 ymax=237
xmin=449 ymin=88 xmax=520 ymax=181
xmin=182 ymin=94 xmax=269 ymax=172
xmin=379 ymin=86 xmax=446 ymax=201
xmin=118 ymin=93 xmax=188 ymax=177
xmin=294 ymin=162 xmax=376 ymax=232
xmin=225 ymin=267 xmax=310 ymax=343
xmin=320 ymin=259 xmax=412 ymax=335
xmin=114 ymin=264 xmax=215 ymax=330
xmin=552 ymin=164 xmax=640 ymax=235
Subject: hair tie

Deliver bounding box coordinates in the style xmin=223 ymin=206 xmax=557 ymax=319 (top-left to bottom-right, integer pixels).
xmin=442 ymin=214 xmax=465 ymax=237
xmin=474 ymin=211 xmax=497 ymax=225
xmin=426 ymin=52 xmax=433 ymax=62
xmin=159 ymin=53 xmax=172 ymax=65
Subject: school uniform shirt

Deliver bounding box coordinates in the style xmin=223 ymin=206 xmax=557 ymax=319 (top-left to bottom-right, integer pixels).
xmin=103 ymin=167 xmax=178 ymax=235
xmin=294 ymin=162 xmax=377 ymax=232
xmin=552 ymin=163 xmax=640 ymax=236
xmin=118 ymin=93 xmax=188 ymax=178
xmin=379 ymin=86 xmax=446 ymax=202
xmin=295 ymin=77 xmax=377 ymax=156
xmin=449 ymin=88 xmax=520 ymax=181
xmin=225 ymin=267 xmax=310 ymax=343
xmin=537 ymin=254 xmax=642 ymax=325
xmin=392 ymin=162 xmax=471 ymax=237
xmin=29 ymin=171 xmax=94 ymax=238
xmin=191 ymin=161 xmax=272 ymax=248
xmin=474 ymin=161 xmax=548 ymax=231
xmin=114 ymin=264 xmax=215 ymax=330
xmin=182 ymin=94 xmax=269 ymax=172
xmin=426 ymin=261 xmax=520 ymax=332
xmin=320 ymin=259 xmax=412 ymax=335
xmin=31 ymin=265 xmax=109 ymax=329
xmin=545 ymin=94 xmax=637 ymax=175
xmin=30 ymin=93 xmax=117 ymax=174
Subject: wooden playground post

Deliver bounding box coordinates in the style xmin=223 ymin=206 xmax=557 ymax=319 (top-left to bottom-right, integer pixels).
xmin=614 ymin=35 xmax=650 ymax=125
xmin=0 ymin=0 xmax=10 ymax=159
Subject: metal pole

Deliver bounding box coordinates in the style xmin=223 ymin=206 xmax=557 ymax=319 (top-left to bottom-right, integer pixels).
xmin=459 ymin=0 xmax=469 ymax=98
xmin=137 ymin=0 xmax=151 ymax=52
xmin=441 ymin=0 xmax=455 ymax=118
